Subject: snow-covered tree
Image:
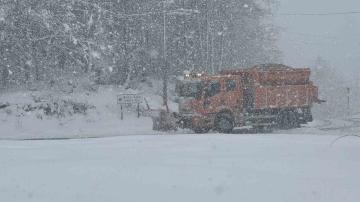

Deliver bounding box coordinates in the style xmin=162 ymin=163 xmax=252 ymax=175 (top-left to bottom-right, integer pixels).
xmin=0 ymin=0 xmax=281 ymax=89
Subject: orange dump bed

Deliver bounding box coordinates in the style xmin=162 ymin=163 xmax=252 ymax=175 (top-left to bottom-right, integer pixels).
xmin=221 ymin=64 xmax=311 ymax=86
xmin=221 ymin=64 xmax=320 ymax=110
xmin=254 ymin=85 xmax=319 ymax=109
xmin=254 ymin=67 xmax=311 ymax=86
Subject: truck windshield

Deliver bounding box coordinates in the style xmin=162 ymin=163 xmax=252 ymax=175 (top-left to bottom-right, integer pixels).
xmin=176 ymin=81 xmax=203 ymax=98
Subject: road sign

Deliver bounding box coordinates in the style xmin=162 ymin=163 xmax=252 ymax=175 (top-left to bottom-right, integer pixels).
xmin=117 ymin=94 xmax=143 ymax=120
xmin=117 ymin=94 xmax=143 ymax=105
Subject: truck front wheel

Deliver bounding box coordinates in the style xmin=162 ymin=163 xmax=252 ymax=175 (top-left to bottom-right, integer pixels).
xmin=215 ymin=113 xmax=235 ymax=133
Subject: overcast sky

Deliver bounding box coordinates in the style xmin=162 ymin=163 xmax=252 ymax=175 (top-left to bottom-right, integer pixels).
xmin=275 ymin=0 xmax=360 ymax=72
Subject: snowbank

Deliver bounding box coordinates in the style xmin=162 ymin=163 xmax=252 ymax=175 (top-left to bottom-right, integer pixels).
xmin=0 ymin=82 xmax=173 ymax=140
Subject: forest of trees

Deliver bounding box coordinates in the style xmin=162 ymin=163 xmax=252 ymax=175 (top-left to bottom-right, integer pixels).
xmin=0 ymin=0 xmax=281 ymax=89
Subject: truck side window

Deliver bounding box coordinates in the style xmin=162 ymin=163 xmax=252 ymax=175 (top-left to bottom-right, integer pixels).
xmin=242 ymin=73 xmax=252 ymax=86
xmin=205 ymin=82 xmax=221 ymax=97
xmin=226 ymin=80 xmax=236 ymax=91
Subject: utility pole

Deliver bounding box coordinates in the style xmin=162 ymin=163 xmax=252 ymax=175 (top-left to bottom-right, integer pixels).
xmin=218 ymin=31 xmax=224 ymax=71
xmin=161 ymin=1 xmax=199 ymax=112
xmin=113 ymin=1 xmax=199 ymax=112
xmin=122 ymin=0 xmax=129 ymax=85
xmin=206 ymin=0 xmax=210 ymax=73
xmin=162 ymin=0 xmax=169 ymax=112
xmin=347 ymin=87 xmax=351 ymax=116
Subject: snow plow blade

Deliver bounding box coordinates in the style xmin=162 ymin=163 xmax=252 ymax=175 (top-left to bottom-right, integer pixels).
xmin=151 ymin=110 xmax=178 ymax=131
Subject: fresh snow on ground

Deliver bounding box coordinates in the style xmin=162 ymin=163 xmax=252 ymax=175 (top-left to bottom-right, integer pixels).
xmin=1 ymin=86 xmax=360 ymax=202
xmin=0 ymin=134 xmax=359 ymax=202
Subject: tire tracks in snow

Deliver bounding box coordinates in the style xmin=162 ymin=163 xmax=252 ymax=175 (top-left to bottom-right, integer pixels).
xmin=319 ymin=118 xmax=360 ymax=132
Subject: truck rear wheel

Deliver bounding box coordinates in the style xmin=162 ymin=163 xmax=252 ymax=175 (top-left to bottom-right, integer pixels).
xmin=215 ymin=113 xmax=235 ymax=133
xmin=193 ymin=128 xmax=211 ymax=134
xmin=278 ymin=110 xmax=300 ymax=129
xmin=253 ymin=125 xmax=273 ymax=133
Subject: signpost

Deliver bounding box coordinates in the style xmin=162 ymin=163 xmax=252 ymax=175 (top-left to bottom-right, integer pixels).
xmin=117 ymin=94 xmax=143 ymax=120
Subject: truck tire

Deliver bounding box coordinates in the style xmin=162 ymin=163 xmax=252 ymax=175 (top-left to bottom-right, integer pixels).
xmin=289 ymin=111 xmax=301 ymax=128
xmin=193 ymin=128 xmax=211 ymax=134
xmin=303 ymin=107 xmax=313 ymax=123
xmin=278 ymin=110 xmax=300 ymax=129
xmin=253 ymin=125 xmax=273 ymax=133
xmin=215 ymin=113 xmax=235 ymax=133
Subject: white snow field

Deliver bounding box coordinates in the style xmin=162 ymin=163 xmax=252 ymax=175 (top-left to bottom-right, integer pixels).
xmin=0 ymin=134 xmax=359 ymax=202
xmin=1 ymin=87 xmax=360 ymax=202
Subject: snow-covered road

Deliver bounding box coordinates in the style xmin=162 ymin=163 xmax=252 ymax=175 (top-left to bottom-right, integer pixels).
xmin=1 ymin=134 xmax=359 ymax=202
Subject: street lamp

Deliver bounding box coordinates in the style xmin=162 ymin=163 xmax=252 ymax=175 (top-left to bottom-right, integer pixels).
xmin=161 ymin=1 xmax=199 ymax=112
xmin=106 ymin=1 xmax=199 ymax=112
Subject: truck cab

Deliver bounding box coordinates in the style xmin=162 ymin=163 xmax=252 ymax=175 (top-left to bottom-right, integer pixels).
xmin=175 ymin=74 xmax=245 ymax=133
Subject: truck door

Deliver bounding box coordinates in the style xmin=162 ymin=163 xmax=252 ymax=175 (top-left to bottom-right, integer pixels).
xmin=225 ymin=79 xmax=241 ymax=108
xmin=202 ymin=81 xmax=222 ymax=114
xmin=242 ymin=73 xmax=255 ymax=112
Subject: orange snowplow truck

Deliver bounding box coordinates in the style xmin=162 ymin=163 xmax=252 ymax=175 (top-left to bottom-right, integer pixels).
xmin=153 ymin=64 xmax=323 ymax=133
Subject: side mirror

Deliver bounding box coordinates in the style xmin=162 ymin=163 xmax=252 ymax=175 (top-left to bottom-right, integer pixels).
xmin=203 ymin=99 xmax=211 ymax=108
